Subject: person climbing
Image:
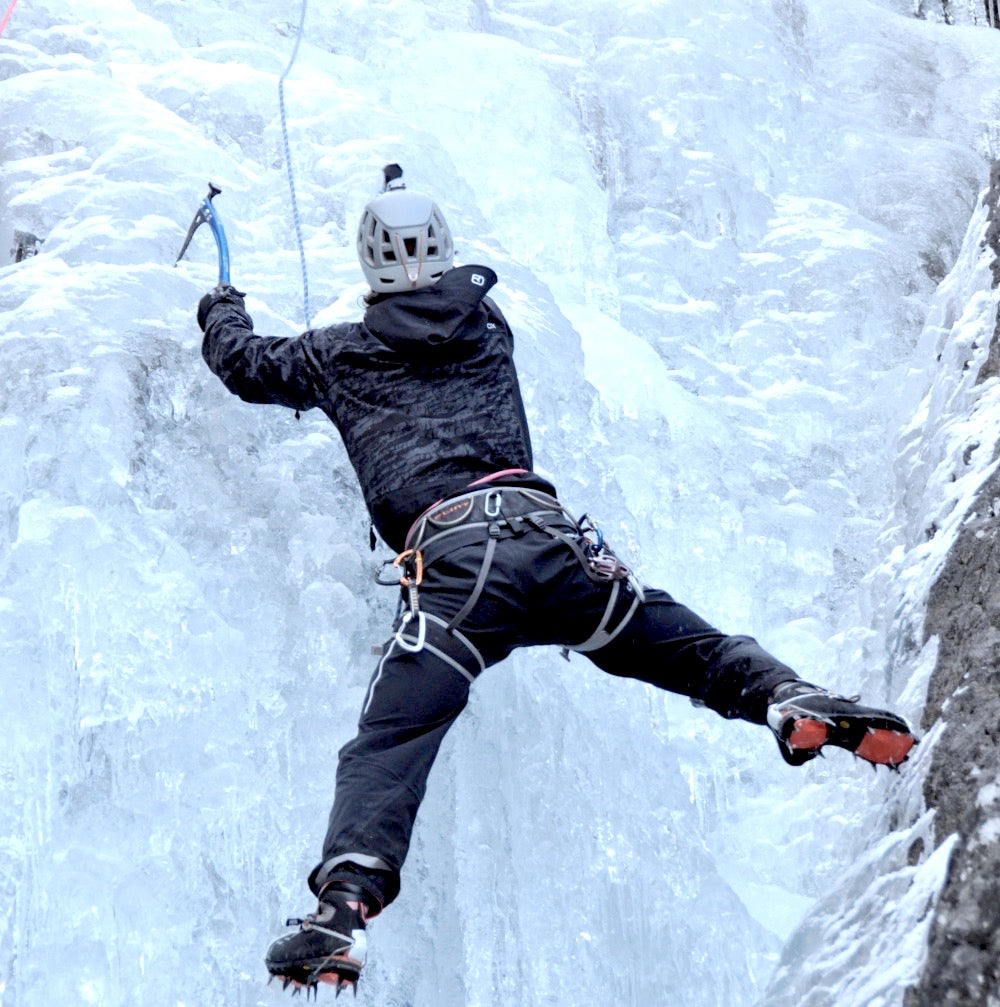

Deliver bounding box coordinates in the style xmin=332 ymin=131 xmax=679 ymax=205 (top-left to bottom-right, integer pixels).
xmin=196 ymin=163 xmax=917 ymax=996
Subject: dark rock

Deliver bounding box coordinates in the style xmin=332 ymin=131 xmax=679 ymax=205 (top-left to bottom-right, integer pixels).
xmin=912 ymin=461 xmax=1000 ymax=1005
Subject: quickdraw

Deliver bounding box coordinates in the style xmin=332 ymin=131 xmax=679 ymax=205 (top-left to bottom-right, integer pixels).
xmin=390 ymin=549 xmax=425 ymax=653
xmin=393 ymin=548 xmax=423 ymax=586
xmin=577 ymin=514 xmax=631 ymax=581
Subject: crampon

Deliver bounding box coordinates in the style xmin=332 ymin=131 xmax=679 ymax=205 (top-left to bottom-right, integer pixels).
xmin=767 ymin=683 xmax=917 ymax=769
xmin=265 ymin=882 xmax=369 ymax=999
xmin=267 ymin=958 xmax=360 ymax=999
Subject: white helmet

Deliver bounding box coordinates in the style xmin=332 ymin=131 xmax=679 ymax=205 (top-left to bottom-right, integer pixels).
xmin=356 ymin=164 xmax=454 ymax=293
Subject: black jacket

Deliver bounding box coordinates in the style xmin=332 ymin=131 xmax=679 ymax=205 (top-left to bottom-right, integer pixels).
xmin=200 ymin=266 xmax=534 ymax=549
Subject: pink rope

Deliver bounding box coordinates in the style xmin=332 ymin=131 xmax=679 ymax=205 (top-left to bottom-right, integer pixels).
xmin=0 ymin=0 xmax=20 ymax=37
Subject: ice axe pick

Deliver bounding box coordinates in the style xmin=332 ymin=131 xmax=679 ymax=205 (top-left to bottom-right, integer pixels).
xmin=175 ymin=183 xmax=231 ymax=285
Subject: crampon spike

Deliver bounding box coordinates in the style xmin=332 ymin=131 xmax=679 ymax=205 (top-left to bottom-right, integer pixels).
xmin=270 ymin=968 xmax=357 ymax=998
xmin=314 ymin=973 xmax=353 ymax=998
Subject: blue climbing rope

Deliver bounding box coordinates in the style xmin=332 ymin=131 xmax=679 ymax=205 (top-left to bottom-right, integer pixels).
xmin=278 ymin=0 xmax=312 ymax=328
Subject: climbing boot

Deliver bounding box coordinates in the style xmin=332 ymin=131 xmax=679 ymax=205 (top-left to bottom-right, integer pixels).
xmin=767 ymin=681 xmax=916 ymax=768
xmin=265 ymin=881 xmax=371 ymax=996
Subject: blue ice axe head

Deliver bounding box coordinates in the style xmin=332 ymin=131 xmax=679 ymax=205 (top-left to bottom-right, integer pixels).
xmin=175 ymin=183 xmax=230 ymax=285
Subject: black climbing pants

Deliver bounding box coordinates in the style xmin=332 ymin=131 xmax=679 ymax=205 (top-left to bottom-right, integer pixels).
xmin=310 ymin=491 xmax=798 ymax=905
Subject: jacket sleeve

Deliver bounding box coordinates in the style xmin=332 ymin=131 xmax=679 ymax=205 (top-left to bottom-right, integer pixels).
xmin=199 ymin=287 xmax=324 ymax=411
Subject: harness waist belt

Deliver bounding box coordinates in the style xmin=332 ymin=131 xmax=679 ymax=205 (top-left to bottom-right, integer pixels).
xmin=389 ymin=484 xmax=644 ymax=652
xmin=405 ymin=485 xmax=573 ymax=558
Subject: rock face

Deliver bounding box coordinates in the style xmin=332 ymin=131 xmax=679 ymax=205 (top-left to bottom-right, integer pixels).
xmin=912 ymin=160 xmax=1000 ymax=1007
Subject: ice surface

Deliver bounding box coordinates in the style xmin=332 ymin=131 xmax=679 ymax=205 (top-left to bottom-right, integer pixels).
xmin=2 ymin=1 xmax=1000 ymax=1005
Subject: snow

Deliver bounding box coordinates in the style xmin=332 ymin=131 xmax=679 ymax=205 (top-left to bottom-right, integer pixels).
xmin=2 ymin=1 xmax=1000 ymax=1005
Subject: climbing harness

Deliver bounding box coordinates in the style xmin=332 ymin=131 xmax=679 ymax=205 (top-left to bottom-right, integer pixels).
xmin=376 ymin=482 xmax=644 ymax=659
xmin=278 ymin=0 xmax=312 ymax=327
xmin=175 ymin=183 xmax=230 ymax=285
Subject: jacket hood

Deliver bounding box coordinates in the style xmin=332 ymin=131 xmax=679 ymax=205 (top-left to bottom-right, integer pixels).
xmin=362 ymin=264 xmax=499 ymax=359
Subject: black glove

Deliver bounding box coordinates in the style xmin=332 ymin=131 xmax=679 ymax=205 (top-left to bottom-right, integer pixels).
xmin=197 ymin=283 xmax=246 ymax=332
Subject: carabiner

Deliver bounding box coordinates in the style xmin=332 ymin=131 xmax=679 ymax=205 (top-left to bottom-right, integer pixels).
xmin=484 ymin=490 xmax=503 ymax=519
xmin=578 ymin=513 xmax=604 ymax=550
xmin=394 ymin=610 xmax=427 ymax=653
xmin=393 ymin=548 xmax=424 ymax=586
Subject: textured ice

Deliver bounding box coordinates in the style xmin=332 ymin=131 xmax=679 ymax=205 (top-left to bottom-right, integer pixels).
xmin=3 ymin=1 xmax=1000 ymax=1005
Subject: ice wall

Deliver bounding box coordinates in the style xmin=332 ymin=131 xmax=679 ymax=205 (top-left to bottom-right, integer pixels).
xmin=2 ymin=2 xmax=1000 ymax=1006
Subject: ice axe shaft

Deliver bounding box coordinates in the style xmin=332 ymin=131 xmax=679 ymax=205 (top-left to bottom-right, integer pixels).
xmin=176 ymin=183 xmax=231 ymax=285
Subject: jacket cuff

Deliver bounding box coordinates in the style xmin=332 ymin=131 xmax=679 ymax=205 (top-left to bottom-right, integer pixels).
xmin=197 ymin=284 xmax=246 ymax=332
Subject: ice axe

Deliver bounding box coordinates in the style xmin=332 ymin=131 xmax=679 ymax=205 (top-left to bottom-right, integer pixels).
xmin=175 ymin=183 xmax=231 ymax=285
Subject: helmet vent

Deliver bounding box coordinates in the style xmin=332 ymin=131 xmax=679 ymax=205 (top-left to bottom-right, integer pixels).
xmin=356 ymin=187 xmax=454 ymax=292
xmin=380 ymin=227 xmax=397 ymax=262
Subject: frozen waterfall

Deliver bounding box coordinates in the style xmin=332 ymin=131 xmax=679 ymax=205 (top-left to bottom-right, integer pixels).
xmin=2 ymin=1 xmax=1000 ymax=1005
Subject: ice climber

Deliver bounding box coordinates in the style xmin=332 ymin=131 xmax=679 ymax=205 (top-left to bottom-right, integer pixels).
xmin=196 ymin=163 xmax=918 ymax=995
